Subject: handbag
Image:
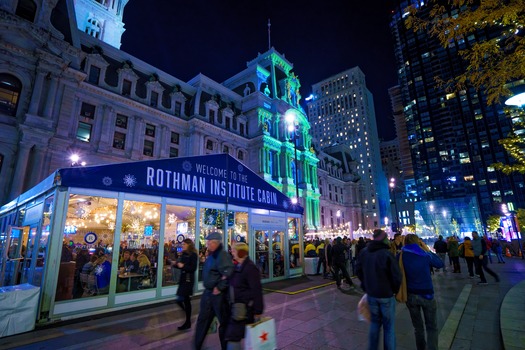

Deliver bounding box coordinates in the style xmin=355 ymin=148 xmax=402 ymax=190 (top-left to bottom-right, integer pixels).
xmin=245 ymin=317 xmax=276 ymax=350
xmin=395 ymin=251 xmax=408 ymax=303
xmin=229 ymin=285 xmax=248 ymax=321
xmin=231 ymin=302 xmax=248 ymax=321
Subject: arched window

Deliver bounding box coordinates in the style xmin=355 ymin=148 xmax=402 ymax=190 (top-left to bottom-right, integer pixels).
xmin=0 ymin=74 xmax=22 ymax=116
xmin=85 ymin=16 xmax=101 ymax=39
xmin=15 ymin=0 xmax=37 ymax=22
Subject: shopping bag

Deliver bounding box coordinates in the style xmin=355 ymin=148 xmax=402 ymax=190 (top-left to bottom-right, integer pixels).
xmin=244 ymin=317 xmax=276 ymax=350
xmin=357 ymin=293 xmax=370 ymax=322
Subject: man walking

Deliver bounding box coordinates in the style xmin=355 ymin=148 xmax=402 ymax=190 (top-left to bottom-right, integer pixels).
xmin=194 ymin=232 xmax=234 ymax=350
xmin=357 ymin=229 xmax=402 ymax=350
xmin=402 ymin=234 xmax=444 ymax=350
xmin=331 ymin=237 xmax=354 ymax=290
xmin=472 ymin=231 xmax=500 ymax=285
xmin=433 ymin=235 xmax=448 ymax=272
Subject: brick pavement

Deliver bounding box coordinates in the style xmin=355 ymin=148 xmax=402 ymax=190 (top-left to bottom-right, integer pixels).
xmin=0 ymin=257 xmax=523 ymax=350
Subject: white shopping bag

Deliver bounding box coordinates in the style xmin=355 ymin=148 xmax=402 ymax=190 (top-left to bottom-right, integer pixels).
xmin=244 ymin=317 xmax=276 ymax=350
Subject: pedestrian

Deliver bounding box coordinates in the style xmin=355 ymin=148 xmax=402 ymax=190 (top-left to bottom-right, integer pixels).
xmin=171 ymin=238 xmax=198 ymax=330
xmin=447 ymin=236 xmax=460 ymax=273
xmin=472 ymin=231 xmax=500 ymax=285
xmin=492 ymin=238 xmax=505 ymax=263
xmin=483 ymin=236 xmax=493 ymax=264
xmin=459 ymin=237 xmax=475 ymax=278
xmin=331 ymin=236 xmax=355 ymax=290
xmin=325 ymin=238 xmax=333 ymax=279
xmin=433 ymin=235 xmax=448 ymax=272
xmin=356 ymin=229 xmax=402 ymax=350
xmin=194 ymin=232 xmax=234 ymax=350
xmin=315 ymin=239 xmax=328 ymax=277
xmin=224 ymin=243 xmax=264 ymax=350
xmin=402 ymin=234 xmax=444 ymax=350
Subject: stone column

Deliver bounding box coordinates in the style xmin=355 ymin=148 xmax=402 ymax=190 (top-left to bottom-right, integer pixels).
xmin=125 ymin=116 xmax=136 ymax=158
xmin=131 ymin=116 xmax=145 ymax=158
xmin=9 ymin=144 xmax=32 ymax=199
xmin=97 ymin=105 xmax=114 ymax=151
xmin=157 ymin=125 xmax=169 ymax=158
xmin=28 ymin=71 xmax=46 ymax=115
xmin=29 ymin=145 xmax=47 ymax=187
xmin=42 ymin=76 xmax=58 ymax=119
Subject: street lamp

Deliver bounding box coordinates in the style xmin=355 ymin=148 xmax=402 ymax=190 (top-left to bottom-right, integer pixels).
xmin=389 ymin=178 xmax=399 ymax=232
xmin=70 ymin=154 xmax=86 ymax=167
xmin=285 ymin=110 xmax=300 ymax=205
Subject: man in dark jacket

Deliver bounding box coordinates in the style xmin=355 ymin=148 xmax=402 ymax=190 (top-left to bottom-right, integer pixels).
xmin=331 ymin=237 xmax=354 ymax=290
xmin=433 ymin=235 xmax=448 ymax=272
xmin=356 ymin=229 xmax=402 ymax=350
xmin=194 ymin=232 xmax=234 ymax=350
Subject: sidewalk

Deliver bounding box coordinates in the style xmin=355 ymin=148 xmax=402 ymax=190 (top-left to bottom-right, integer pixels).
xmin=0 ymin=257 xmax=523 ymax=350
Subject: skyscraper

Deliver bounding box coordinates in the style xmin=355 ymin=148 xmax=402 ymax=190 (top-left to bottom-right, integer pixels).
xmin=390 ymin=1 xmax=525 ymax=223
xmin=307 ymin=67 xmax=387 ymax=229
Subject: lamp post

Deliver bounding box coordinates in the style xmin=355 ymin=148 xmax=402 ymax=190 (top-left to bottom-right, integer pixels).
xmin=389 ymin=178 xmax=399 ymax=232
xmin=285 ymin=111 xmax=300 ymax=205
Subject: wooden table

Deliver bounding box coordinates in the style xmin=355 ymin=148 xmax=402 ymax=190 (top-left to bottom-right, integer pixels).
xmin=117 ymin=273 xmax=143 ymax=292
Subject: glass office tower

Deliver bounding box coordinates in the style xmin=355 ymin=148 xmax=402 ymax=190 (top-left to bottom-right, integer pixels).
xmin=390 ymin=1 xmax=525 ymax=224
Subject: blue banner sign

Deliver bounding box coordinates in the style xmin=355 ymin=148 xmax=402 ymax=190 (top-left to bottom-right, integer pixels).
xmin=56 ymin=154 xmax=302 ymax=214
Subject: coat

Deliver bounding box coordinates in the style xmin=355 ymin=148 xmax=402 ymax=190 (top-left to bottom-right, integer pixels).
xmin=447 ymin=239 xmax=459 ymax=258
xmin=176 ymin=251 xmax=198 ymax=297
xmin=225 ymin=257 xmax=264 ymax=342
xmin=356 ymin=241 xmax=402 ymax=298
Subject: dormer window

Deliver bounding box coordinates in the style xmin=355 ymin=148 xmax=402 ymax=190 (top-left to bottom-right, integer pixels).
xmin=150 ymin=91 xmax=159 ymax=107
xmin=87 ymin=65 xmax=101 ymax=84
xmin=122 ymin=79 xmax=131 ymax=96
xmin=174 ymin=101 xmax=182 ymax=116
xmin=209 ymin=110 xmax=215 ymax=124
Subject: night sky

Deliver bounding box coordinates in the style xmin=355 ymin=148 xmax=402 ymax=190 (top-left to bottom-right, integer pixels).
xmin=121 ymin=0 xmax=398 ymax=141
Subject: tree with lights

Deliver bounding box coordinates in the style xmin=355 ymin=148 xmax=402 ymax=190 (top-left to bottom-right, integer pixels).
xmin=407 ymin=0 xmax=525 ymax=174
xmin=406 ymin=0 xmax=525 ymax=105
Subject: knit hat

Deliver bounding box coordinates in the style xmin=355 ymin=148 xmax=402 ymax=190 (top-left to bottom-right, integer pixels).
xmin=373 ymin=229 xmax=387 ymax=241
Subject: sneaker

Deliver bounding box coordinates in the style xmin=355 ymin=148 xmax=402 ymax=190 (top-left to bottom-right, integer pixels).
xmin=469 ymin=276 xmax=475 ymax=279
xmin=477 ymin=281 xmax=488 ymax=285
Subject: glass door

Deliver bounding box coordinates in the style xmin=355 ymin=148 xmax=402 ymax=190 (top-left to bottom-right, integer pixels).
xmin=253 ymin=229 xmax=288 ymax=282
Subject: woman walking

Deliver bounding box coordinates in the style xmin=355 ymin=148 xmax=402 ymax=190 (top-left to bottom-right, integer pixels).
xmin=172 ymin=238 xmax=198 ymax=330
xmin=225 ymin=242 xmax=264 ymax=350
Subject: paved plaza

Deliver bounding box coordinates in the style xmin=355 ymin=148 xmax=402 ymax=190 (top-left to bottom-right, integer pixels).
xmin=0 ymin=257 xmax=524 ymax=350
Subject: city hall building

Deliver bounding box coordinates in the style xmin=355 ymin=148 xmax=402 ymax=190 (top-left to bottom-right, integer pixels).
xmin=0 ymin=0 xmax=365 ymax=324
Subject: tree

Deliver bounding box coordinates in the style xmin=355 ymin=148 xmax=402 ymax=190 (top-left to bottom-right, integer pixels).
xmin=406 ymin=0 xmax=525 ymax=106
xmin=493 ymin=120 xmax=525 ymax=174
xmin=486 ymin=215 xmax=502 ymax=233
xmin=406 ymin=1 xmax=525 ymax=173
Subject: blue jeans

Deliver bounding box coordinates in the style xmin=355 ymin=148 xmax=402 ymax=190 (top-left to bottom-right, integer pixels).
xmin=406 ymin=293 xmax=438 ymax=350
xmin=367 ymin=296 xmax=396 ymax=350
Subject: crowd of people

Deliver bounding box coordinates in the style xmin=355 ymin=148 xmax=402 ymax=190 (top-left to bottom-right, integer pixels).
xmin=352 ymin=230 xmax=502 ymax=350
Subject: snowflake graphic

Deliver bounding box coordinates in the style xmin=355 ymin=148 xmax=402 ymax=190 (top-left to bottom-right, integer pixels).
xmin=237 ymin=164 xmax=244 ymax=172
xmin=283 ymin=200 xmax=289 ymax=209
xmin=123 ymin=174 xmax=137 ymax=187
xmin=102 ymin=176 xmax=113 ymax=186
xmin=182 ymin=161 xmax=192 ymax=172
xmin=94 ymin=265 xmax=103 ymax=276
